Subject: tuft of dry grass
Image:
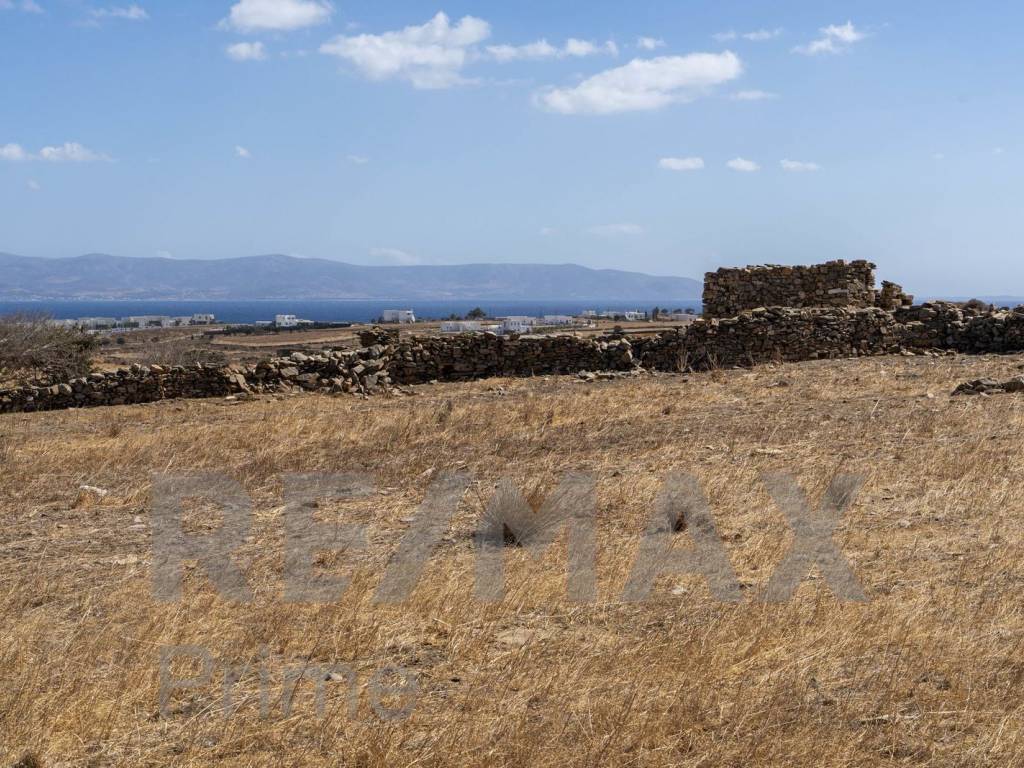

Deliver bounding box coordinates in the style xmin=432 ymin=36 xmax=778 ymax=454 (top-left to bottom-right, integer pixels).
xmin=5 ymin=353 xmax=1024 ymax=765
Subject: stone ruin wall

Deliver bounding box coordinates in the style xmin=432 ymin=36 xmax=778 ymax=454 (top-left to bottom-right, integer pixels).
xmin=702 ymin=260 xmax=913 ymax=318
xmin=5 ymin=263 xmax=1024 ymax=415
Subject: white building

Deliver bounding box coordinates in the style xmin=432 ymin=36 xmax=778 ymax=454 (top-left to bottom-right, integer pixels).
xmin=75 ymin=317 xmax=118 ymax=330
xmin=275 ymin=314 xmax=299 ymax=328
xmin=124 ymin=315 xmax=173 ymax=328
xmin=382 ymin=309 xmax=416 ymax=324
xmin=441 ymin=320 xmax=482 ymax=333
xmin=542 ymin=315 xmax=574 ymax=326
xmin=501 ymin=316 xmax=535 ymax=334
xmin=622 ymin=311 xmax=648 ymax=321
xmin=191 ymin=313 xmax=216 ymax=325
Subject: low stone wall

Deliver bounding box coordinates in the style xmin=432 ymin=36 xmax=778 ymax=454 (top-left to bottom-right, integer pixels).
xmin=0 ymin=346 xmax=393 ymax=414
xmin=8 ymin=302 xmax=1024 ymax=415
xmin=387 ymin=333 xmax=635 ymax=385
xmin=702 ymin=261 xmax=912 ymax=318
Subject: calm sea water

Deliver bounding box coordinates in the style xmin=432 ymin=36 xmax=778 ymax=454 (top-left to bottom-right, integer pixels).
xmin=0 ymin=299 xmax=702 ymax=324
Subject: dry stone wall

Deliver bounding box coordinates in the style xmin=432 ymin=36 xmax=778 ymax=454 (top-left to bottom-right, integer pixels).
xmin=0 ymin=346 xmax=393 ymax=414
xmin=702 ymin=260 xmax=912 ymax=318
xmin=387 ymin=333 xmax=635 ymax=385
xmin=7 ymin=260 xmax=1024 ymax=415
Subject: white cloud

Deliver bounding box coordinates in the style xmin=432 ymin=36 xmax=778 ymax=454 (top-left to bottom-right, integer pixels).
xmin=347 ymin=154 xmax=370 ymax=164
xmin=993 ymin=147 xmax=1006 ymax=155
xmin=487 ymin=37 xmax=617 ymax=62
xmin=320 ymin=12 xmax=490 ymax=89
xmin=1 ymin=0 xmax=44 ymax=13
xmin=487 ymin=39 xmax=557 ymax=62
xmin=931 ymin=152 xmax=945 ymax=161
xmin=540 ymin=227 xmax=556 ymax=236
xmin=235 ymin=145 xmax=251 ymax=159
xmin=27 ymin=179 xmax=41 ymax=191
xmin=659 ymin=156 xmax=704 ymax=171
xmin=726 ymin=157 xmax=759 ymax=172
xmin=731 ymin=89 xmax=777 ymax=101
xmin=536 ymin=52 xmax=742 ymax=115
xmin=223 ymin=0 xmax=332 ymax=33
xmin=370 ymin=247 xmax=421 ymax=265
xmin=565 ymin=38 xmax=617 ymax=57
xmin=780 ymin=159 xmax=821 ymax=172
xmin=3 ymin=141 xmax=109 ymax=162
xmin=794 ymin=21 xmax=864 ymax=55
xmin=713 ymin=31 xmax=737 ymax=42
xmin=38 ymin=142 xmax=109 ymax=162
xmin=637 ymin=36 xmax=665 ymax=51
xmin=742 ymin=28 xmax=782 ymax=41
xmin=91 ymin=4 xmax=147 ymax=21
xmin=0 ymin=143 xmax=29 ymax=161
xmin=226 ymin=41 xmax=266 ymax=61
xmin=588 ymin=223 xmax=645 ymax=236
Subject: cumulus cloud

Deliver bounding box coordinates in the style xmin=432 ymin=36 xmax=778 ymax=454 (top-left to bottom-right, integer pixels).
xmin=235 ymin=145 xmax=251 ymax=159
xmin=726 ymin=157 xmax=759 ymax=172
xmin=223 ymin=0 xmax=332 ymax=33
xmin=637 ymin=36 xmax=665 ymax=51
xmin=712 ymin=31 xmax=737 ymax=42
xmin=659 ymin=156 xmax=704 ymax=171
xmin=535 ymin=52 xmax=742 ymax=115
xmin=731 ymin=89 xmax=777 ymax=101
xmin=0 ymin=0 xmax=44 ymax=13
xmin=226 ymin=41 xmax=266 ymax=61
xmin=780 ymin=159 xmax=821 ymax=172
xmin=320 ymin=12 xmax=490 ymax=89
xmin=0 ymin=143 xmax=29 ymax=161
xmin=91 ymin=4 xmax=147 ymax=21
xmin=39 ymin=142 xmax=109 ymax=162
xmin=588 ymin=223 xmax=645 ymax=236
xmin=794 ymin=21 xmax=864 ymax=55
xmin=486 ymin=37 xmax=617 ymax=62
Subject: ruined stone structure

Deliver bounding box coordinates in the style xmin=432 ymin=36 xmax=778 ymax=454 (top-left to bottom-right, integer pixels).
xmin=5 ymin=263 xmax=1024 ymax=415
xmin=702 ymin=260 xmax=912 ymax=318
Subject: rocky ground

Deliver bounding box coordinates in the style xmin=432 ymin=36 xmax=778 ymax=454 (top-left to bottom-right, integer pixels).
xmin=4 ymin=352 xmax=1024 ymax=766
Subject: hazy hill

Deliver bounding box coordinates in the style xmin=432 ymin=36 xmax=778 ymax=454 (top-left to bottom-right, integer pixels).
xmin=0 ymin=253 xmax=701 ymax=301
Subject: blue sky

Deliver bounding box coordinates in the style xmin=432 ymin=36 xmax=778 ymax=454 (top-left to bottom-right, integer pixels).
xmin=1 ymin=0 xmax=1021 ymax=296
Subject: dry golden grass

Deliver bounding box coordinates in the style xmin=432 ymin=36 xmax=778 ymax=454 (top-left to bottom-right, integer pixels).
xmin=4 ymin=353 xmax=1024 ymax=766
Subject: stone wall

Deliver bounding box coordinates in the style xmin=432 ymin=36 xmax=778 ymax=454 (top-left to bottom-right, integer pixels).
xmin=0 ymin=346 xmax=394 ymax=414
xmin=387 ymin=333 xmax=636 ymax=385
xmin=7 ymin=262 xmax=1024 ymax=416
xmin=702 ymin=260 xmax=912 ymax=318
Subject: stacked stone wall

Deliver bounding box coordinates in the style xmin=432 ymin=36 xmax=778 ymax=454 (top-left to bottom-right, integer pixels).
xmin=702 ymin=260 xmax=912 ymax=318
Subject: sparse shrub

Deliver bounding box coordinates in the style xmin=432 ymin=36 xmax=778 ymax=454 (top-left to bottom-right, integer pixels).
xmin=137 ymin=340 xmax=228 ymax=368
xmin=0 ymin=313 xmax=97 ymax=384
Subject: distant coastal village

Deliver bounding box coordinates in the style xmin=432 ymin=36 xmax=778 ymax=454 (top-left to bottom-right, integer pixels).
xmin=53 ymin=306 xmax=698 ymax=335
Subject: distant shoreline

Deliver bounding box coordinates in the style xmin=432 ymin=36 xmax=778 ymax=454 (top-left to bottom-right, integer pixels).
xmin=0 ymin=298 xmax=703 ymax=325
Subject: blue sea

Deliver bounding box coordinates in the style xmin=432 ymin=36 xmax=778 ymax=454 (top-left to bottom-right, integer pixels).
xmin=0 ymin=299 xmax=703 ymax=324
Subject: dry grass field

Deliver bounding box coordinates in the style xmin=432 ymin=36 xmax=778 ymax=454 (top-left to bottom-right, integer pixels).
xmin=5 ymin=352 xmax=1024 ymax=766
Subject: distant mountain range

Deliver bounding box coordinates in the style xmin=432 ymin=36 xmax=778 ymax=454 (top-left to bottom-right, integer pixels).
xmin=0 ymin=253 xmax=702 ymax=301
